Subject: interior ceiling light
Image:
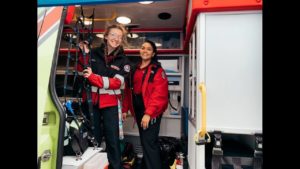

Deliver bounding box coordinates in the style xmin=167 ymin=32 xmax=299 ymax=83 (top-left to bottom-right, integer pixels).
xmin=158 ymin=12 xmax=171 ymax=20
xmin=127 ymin=33 xmax=139 ymax=39
xmin=116 ymin=16 xmax=131 ymax=24
xmin=155 ymin=42 xmax=162 ymax=47
xmin=138 ymin=1 xmax=154 ymax=4
xmin=96 ymin=34 xmax=104 ymax=38
xmin=84 ymin=20 xmax=92 ymax=25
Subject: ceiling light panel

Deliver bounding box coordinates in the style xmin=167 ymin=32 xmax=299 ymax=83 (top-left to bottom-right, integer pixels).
xmin=138 ymin=1 xmax=154 ymax=4
xmin=116 ymin=16 xmax=131 ymax=24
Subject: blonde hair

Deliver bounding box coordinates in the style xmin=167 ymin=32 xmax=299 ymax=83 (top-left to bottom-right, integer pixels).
xmin=104 ymin=24 xmax=128 ymax=47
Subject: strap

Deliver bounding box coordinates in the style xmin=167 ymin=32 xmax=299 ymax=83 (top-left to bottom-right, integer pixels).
xmin=63 ymin=33 xmax=74 ymax=103
xmin=78 ymin=7 xmax=96 ymax=137
xmin=71 ymin=14 xmax=82 ymax=98
xmin=129 ymin=63 xmax=160 ymax=90
xmin=211 ymin=155 xmax=222 ymax=169
xmin=139 ymin=64 xmax=161 ymax=86
xmin=87 ymin=8 xmax=95 ymax=45
xmin=211 ymin=132 xmax=223 ymax=169
xmin=211 ymin=132 xmax=262 ymax=169
xmin=140 ymin=64 xmax=179 ymax=113
xmin=148 ymin=64 xmax=160 ymax=83
xmin=253 ymin=134 xmax=263 ymax=169
xmin=63 ymin=8 xmax=98 ymax=149
xmin=253 ymin=157 xmax=263 ymax=169
xmin=64 ymin=124 xmax=70 ymax=146
xmin=168 ymin=93 xmax=178 ymax=111
xmin=129 ymin=64 xmax=136 ymax=90
xmin=222 ymin=156 xmax=254 ymax=169
xmin=91 ymin=86 xmax=121 ymax=95
xmin=65 ymin=100 xmax=81 ymax=129
xmin=140 ymin=65 xmax=149 ymax=86
xmin=71 ymin=136 xmax=82 ymax=159
xmin=212 ymin=152 xmax=254 ymax=169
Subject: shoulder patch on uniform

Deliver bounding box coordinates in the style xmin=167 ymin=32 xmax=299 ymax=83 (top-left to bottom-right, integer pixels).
xmin=124 ymin=64 xmax=130 ymax=72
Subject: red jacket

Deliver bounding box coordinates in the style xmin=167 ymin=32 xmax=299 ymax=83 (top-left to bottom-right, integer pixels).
xmin=122 ymin=63 xmax=169 ymax=118
xmin=77 ymin=44 xmax=130 ymax=109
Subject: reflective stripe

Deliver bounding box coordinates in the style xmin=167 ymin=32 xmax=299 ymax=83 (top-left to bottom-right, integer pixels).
xmin=102 ymin=77 xmax=109 ymax=89
xmin=101 ymin=88 xmax=121 ymax=95
xmin=120 ymin=82 xmax=125 ymax=89
xmin=91 ymin=86 xmax=98 ymax=93
xmin=91 ymin=86 xmax=121 ymax=95
xmin=114 ymin=74 xmax=125 ymax=89
xmin=114 ymin=74 xmax=124 ymax=84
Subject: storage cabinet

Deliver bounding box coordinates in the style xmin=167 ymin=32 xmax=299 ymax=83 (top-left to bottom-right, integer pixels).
xmin=187 ymin=10 xmax=262 ymax=169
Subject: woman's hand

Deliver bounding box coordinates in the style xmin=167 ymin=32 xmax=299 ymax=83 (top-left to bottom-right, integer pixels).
xmin=122 ymin=113 xmax=127 ymax=121
xmin=79 ymin=41 xmax=90 ymax=53
xmin=141 ymin=114 xmax=151 ymax=130
xmin=83 ymin=67 xmax=92 ymax=78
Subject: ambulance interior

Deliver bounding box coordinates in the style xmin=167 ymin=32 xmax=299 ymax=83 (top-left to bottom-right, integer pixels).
xmin=53 ymin=1 xmax=262 ymax=169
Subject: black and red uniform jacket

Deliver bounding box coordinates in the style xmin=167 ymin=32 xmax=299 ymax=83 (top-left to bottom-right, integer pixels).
xmin=122 ymin=62 xmax=169 ymax=119
xmin=77 ymin=43 xmax=131 ymax=109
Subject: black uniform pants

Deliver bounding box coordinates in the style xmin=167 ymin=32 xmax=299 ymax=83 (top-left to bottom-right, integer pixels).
xmin=133 ymin=94 xmax=162 ymax=169
xmin=83 ymin=104 xmax=123 ymax=169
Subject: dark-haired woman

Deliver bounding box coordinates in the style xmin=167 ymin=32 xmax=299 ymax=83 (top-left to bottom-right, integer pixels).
xmin=123 ymin=40 xmax=169 ymax=169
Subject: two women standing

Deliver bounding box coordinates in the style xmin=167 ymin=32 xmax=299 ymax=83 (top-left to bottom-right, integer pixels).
xmin=78 ymin=22 xmax=168 ymax=169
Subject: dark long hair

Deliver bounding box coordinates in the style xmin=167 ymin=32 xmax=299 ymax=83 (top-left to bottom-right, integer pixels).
xmin=143 ymin=39 xmax=159 ymax=64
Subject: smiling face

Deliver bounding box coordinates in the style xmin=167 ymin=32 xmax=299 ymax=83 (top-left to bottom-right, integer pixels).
xmin=140 ymin=42 xmax=155 ymax=62
xmin=105 ymin=28 xmax=123 ymax=49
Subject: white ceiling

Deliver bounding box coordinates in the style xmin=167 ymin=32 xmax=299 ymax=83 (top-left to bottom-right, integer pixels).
xmin=70 ymin=0 xmax=186 ymax=30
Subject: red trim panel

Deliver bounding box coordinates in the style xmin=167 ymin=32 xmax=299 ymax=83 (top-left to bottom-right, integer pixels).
xmin=38 ymin=7 xmax=63 ymax=38
xmin=64 ymin=6 xmax=75 ymax=24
